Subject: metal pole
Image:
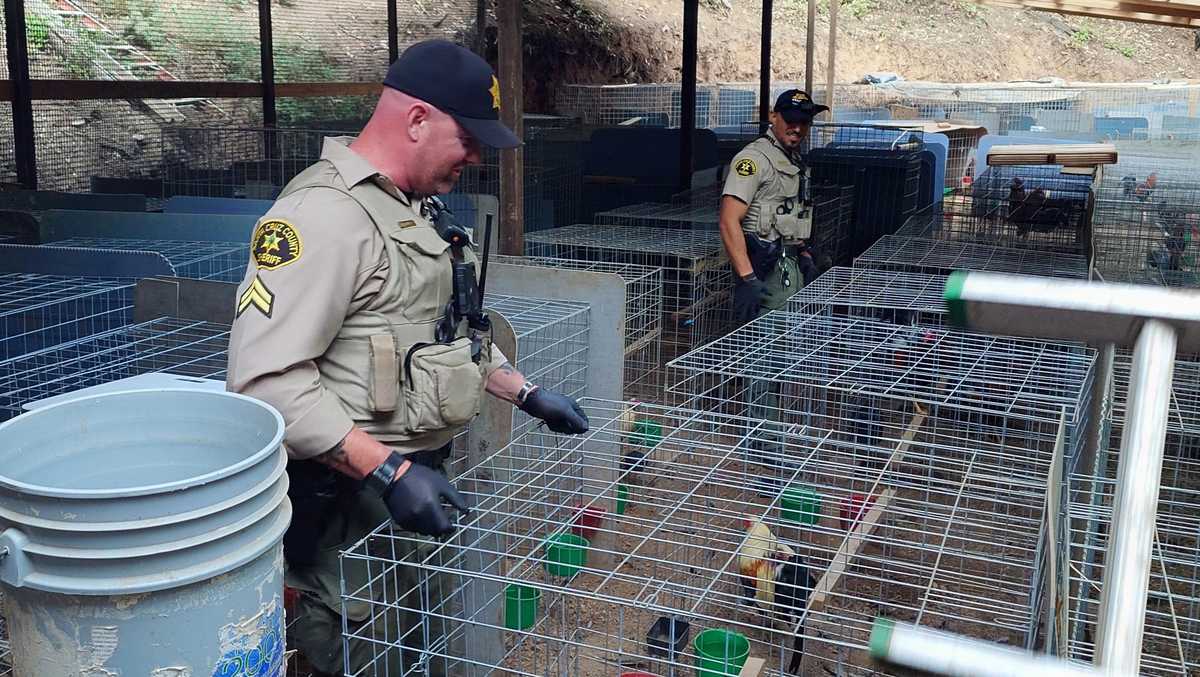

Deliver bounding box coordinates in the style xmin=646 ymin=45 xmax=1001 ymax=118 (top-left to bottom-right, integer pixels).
xmin=805 ymin=0 xmax=815 ymax=94
xmin=759 ymin=0 xmax=773 ymax=127
xmin=1093 ymin=319 xmax=1176 ymax=675
xmin=257 ymin=0 xmax=276 ymax=129
xmin=387 ymin=0 xmax=399 ymax=64
xmin=1072 ymin=342 xmax=1114 ymax=650
xmin=5 ymin=0 xmax=37 ymax=188
xmin=679 ymin=0 xmax=699 ymax=192
xmin=474 ymin=0 xmax=488 ymax=56
xmin=870 ymin=618 xmax=1135 ymax=677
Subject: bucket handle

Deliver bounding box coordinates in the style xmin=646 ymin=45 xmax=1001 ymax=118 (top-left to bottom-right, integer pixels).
xmin=0 ymin=527 xmax=30 ymax=587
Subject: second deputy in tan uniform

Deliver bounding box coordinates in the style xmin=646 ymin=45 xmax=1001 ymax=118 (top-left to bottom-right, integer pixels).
xmin=720 ymin=89 xmax=828 ymax=325
xmin=225 ymin=40 xmax=589 ymax=676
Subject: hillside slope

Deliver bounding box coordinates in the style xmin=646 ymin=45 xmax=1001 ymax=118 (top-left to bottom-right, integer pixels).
xmin=523 ymin=0 xmax=1200 ymax=109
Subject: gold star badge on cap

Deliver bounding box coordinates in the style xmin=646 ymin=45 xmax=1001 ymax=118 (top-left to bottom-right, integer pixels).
xmin=490 ymin=76 xmax=501 ymax=111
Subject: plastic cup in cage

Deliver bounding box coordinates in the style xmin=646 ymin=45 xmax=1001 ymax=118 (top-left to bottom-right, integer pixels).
xmin=693 ymin=628 xmax=750 ymax=677
xmin=543 ymin=532 xmax=589 ymax=578
xmin=631 ymin=417 xmax=662 ymax=447
xmin=781 ymin=486 xmax=821 ymax=525
xmin=503 ymin=583 xmax=541 ymax=630
xmin=840 ymin=492 xmax=877 ymax=531
xmin=615 ymin=484 xmax=630 ymax=515
xmin=570 ymin=503 xmax=607 ymax=542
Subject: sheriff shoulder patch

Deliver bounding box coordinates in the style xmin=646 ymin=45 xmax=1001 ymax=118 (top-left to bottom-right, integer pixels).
xmin=251 ymin=219 xmax=303 ymax=270
xmin=735 ymin=158 xmax=757 ymax=177
xmin=237 ymin=275 xmax=275 ymax=318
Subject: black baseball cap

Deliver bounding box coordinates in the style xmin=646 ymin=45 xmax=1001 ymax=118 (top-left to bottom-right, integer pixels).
xmin=384 ymin=39 xmax=520 ymax=149
xmin=773 ymin=89 xmax=829 ymax=123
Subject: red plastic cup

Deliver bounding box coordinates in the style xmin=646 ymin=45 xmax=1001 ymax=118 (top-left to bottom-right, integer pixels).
xmin=570 ymin=503 xmax=607 ymax=542
xmin=840 ymin=493 xmax=876 ymax=531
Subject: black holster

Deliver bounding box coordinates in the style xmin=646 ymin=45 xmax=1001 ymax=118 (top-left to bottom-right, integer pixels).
xmin=743 ymin=232 xmax=782 ymax=280
xmin=283 ymin=459 xmax=359 ymax=570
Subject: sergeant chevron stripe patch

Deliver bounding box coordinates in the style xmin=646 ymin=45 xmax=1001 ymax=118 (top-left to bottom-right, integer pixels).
xmin=237 ymin=275 xmax=275 ymax=318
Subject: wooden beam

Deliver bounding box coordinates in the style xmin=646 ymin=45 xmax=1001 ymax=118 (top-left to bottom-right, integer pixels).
xmin=826 ymin=0 xmax=838 ymax=121
xmin=258 ymin=0 xmax=276 ymax=128
xmin=760 ymin=0 xmax=773 ymax=127
xmin=680 ymin=0 xmax=700 ymax=192
xmin=805 ymin=0 xmax=816 ymax=93
xmin=808 ymin=411 xmax=927 ymax=614
xmin=5 ymin=0 xmax=37 ymax=188
xmin=387 ymin=0 xmax=400 ymax=64
xmin=497 ymin=0 xmax=524 ymax=256
xmin=0 ymin=80 xmax=380 ymax=101
xmin=971 ymin=0 xmax=1200 ymax=26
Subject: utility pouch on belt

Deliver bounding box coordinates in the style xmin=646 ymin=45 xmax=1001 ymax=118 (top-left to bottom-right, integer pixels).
xmin=744 ymin=231 xmax=783 ymax=280
xmin=402 ymin=337 xmax=483 ymax=434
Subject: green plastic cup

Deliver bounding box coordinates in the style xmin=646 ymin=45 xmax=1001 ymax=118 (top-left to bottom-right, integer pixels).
xmin=543 ymin=532 xmax=589 ymax=577
xmin=781 ymin=486 xmax=821 ymax=525
xmin=693 ymin=628 xmax=750 ymax=677
xmin=503 ymin=584 xmax=541 ymax=630
xmin=616 ymin=484 xmax=630 ymax=515
xmin=631 ymin=418 xmax=663 ymax=447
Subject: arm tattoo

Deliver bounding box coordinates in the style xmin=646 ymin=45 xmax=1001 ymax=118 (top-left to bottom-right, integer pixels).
xmin=314 ymin=439 xmax=356 ymax=476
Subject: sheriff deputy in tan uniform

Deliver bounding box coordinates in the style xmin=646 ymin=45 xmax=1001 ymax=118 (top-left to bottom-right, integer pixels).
xmin=719 ymin=89 xmax=828 ymax=325
xmin=225 ymin=39 xmax=588 ymax=676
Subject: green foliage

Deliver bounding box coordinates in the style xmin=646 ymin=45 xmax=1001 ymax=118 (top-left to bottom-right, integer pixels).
xmin=123 ymin=0 xmax=167 ymax=51
xmin=842 ymin=0 xmax=877 ymax=19
xmin=64 ymin=29 xmax=100 ymax=78
xmin=1071 ymin=24 xmax=1094 ymax=47
xmin=1104 ymin=40 xmax=1135 ymax=58
xmin=25 ymin=11 xmax=50 ymax=51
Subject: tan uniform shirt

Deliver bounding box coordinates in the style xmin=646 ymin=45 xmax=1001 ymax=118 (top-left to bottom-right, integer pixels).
xmin=226 ymin=136 xmax=506 ymax=459
xmin=722 ymin=128 xmax=812 ymax=243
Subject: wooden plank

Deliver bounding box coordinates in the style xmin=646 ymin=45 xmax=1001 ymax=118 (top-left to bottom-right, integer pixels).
xmin=808 ymin=411 xmax=927 ymax=613
xmin=805 ymin=0 xmax=816 ymax=94
xmin=825 ymin=0 xmax=838 ymax=122
xmin=738 ymin=657 xmax=766 ymax=677
xmin=497 ymin=0 xmax=524 ymax=256
xmin=0 ymin=79 xmax=379 ymax=101
xmin=970 ymin=0 xmax=1200 ymax=27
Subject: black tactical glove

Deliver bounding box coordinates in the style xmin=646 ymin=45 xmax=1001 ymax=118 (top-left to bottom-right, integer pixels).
xmin=382 ymin=462 xmax=470 ymax=537
xmin=519 ymin=387 xmax=589 ymax=434
xmin=733 ymin=273 xmax=768 ymax=324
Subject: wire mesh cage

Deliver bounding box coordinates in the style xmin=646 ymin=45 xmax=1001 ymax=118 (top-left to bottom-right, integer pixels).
xmin=47 ymin=237 xmax=250 ymax=282
xmin=0 ymin=317 xmax=230 ymax=422
xmin=1090 ymin=166 xmax=1200 ymax=288
xmin=594 ymin=201 xmax=720 ymax=232
xmin=340 ymin=397 xmax=1077 ymax=677
xmin=854 ymin=235 xmax=1089 ymax=279
xmin=0 ymin=273 xmax=134 ymax=362
xmin=785 ymin=267 xmax=948 ymax=327
xmin=523 ymin=225 xmax=731 ymax=382
xmin=931 ymin=165 xmax=1096 ymax=256
xmin=809 ymin=184 xmax=857 ymax=270
xmin=0 ymin=601 xmax=10 ymax=677
xmin=493 ymin=256 xmax=664 ymax=402
xmin=1065 ymin=356 xmax=1200 ymax=675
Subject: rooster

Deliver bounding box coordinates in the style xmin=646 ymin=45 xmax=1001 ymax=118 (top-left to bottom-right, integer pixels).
xmin=737 ymin=520 xmax=815 ymax=674
xmin=1007 ymin=176 xmax=1074 ymax=237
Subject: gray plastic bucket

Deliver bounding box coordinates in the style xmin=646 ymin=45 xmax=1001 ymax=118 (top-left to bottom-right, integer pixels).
xmin=0 ymin=388 xmax=291 ymax=676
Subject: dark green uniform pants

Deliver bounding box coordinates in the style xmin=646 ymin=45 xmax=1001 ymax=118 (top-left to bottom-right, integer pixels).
xmin=288 ymin=461 xmax=448 ymax=677
xmin=747 ymin=254 xmax=803 ymax=475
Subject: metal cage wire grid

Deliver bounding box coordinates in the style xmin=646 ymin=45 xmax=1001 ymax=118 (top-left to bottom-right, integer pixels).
xmin=0 ymin=317 xmax=231 ymax=421
xmin=785 ymin=266 xmax=950 ymax=327
xmin=523 ymin=224 xmax=731 ymax=404
xmin=1065 ymin=355 xmax=1200 ymax=675
xmin=492 ymin=256 xmax=664 ymax=403
xmin=854 ymin=235 xmax=1089 ymax=279
xmin=339 ymin=397 xmax=1082 ymax=677
xmin=47 ymin=237 xmax=251 ymax=283
xmin=0 ymin=273 xmax=135 ymax=362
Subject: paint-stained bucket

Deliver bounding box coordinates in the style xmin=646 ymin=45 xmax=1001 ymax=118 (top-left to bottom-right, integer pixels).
xmin=0 ymin=388 xmax=291 ymax=676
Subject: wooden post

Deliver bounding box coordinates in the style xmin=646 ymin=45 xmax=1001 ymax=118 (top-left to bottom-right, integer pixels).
xmin=826 ymin=0 xmax=838 ymax=120
xmin=5 ymin=0 xmax=37 ymax=188
xmin=759 ymin=0 xmax=774 ymax=127
xmin=497 ymin=0 xmax=524 ymax=256
xmin=387 ymin=0 xmax=399 ymax=64
xmin=679 ymin=0 xmax=700 ymax=192
xmin=805 ymin=0 xmax=816 ymax=94
xmin=475 ymin=0 xmax=488 ymax=56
